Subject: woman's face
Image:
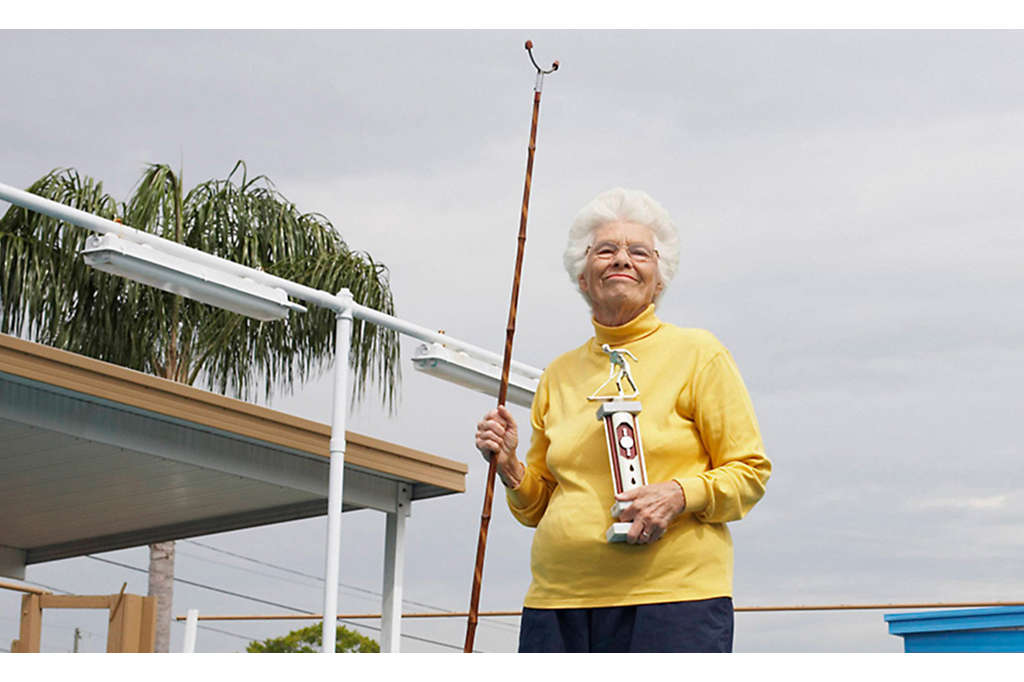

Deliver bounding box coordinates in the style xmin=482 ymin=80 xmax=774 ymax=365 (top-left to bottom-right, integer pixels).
xmin=578 ymin=221 xmax=662 ymax=322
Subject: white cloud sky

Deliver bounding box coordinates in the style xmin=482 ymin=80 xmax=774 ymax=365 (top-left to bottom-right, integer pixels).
xmin=2 ymin=29 xmax=1023 ymax=654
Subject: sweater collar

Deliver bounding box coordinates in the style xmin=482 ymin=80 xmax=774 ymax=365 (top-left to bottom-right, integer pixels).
xmin=591 ymin=304 xmax=662 ymax=346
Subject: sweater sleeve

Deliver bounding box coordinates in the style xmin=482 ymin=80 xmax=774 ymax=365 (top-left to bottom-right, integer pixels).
xmin=506 ymin=371 xmax=558 ymax=527
xmin=674 ymin=350 xmax=771 ymax=524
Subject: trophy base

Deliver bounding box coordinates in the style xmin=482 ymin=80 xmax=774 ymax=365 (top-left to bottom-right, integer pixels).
xmin=609 ymin=500 xmax=632 ymax=519
xmin=606 ymin=522 xmax=632 ymax=543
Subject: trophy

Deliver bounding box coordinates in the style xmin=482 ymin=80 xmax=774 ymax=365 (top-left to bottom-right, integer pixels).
xmin=588 ymin=344 xmax=648 ymax=543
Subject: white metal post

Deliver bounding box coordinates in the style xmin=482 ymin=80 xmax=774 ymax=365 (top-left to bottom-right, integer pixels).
xmin=182 ymin=609 xmax=199 ymax=653
xmin=381 ymin=484 xmax=411 ymax=652
xmin=322 ymin=290 xmax=354 ymax=653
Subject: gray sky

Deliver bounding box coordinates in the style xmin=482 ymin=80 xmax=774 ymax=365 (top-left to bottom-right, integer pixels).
xmin=2 ymin=29 xmax=1023 ymax=654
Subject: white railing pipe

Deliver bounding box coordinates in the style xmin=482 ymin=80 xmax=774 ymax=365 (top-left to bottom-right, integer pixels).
xmin=0 ymin=181 xmax=542 ymax=380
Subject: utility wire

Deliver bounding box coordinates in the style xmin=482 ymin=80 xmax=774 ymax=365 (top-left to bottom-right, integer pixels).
xmin=175 ymin=550 xmax=322 ymax=590
xmin=184 ymin=539 xmax=464 ymax=613
xmin=9 ymin=579 xmax=71 ymax=594
xmin=182 ymin=539 xmax=517 ymax=634
xmin=185 ymin=540 xmax=333 ymax=585
xmin=7 ymin=563 xmax=466 ymax=651
xmin=175 ymin=548 xmax=380 ymax=608
xmin=197 ymin=624 xmax=261 ymax=643
xmin=86 ymin=555 xmax=316 ymax=614
xmin=84 ymin=555 xmax=466 ymax=651
xmin=186 ymin=608 xmax=468 ymax=651
xmin=195 ymin=622 xmax=467 ymax=652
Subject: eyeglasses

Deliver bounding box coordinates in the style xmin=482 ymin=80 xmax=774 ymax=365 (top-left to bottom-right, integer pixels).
xmin=586 ymin=240 xmax=658 ymax=263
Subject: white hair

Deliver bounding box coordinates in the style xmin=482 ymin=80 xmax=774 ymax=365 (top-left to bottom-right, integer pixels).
xmin=563 ymin=187 xmax=680 ymax=305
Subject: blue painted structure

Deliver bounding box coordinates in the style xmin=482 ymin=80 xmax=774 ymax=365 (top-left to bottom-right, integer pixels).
xmin=885 ymin=606 xmax=1024 ymax=652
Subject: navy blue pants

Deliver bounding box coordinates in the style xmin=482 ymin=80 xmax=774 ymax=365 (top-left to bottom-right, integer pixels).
xmin=518 ymin=598 xmax=733 ymax=653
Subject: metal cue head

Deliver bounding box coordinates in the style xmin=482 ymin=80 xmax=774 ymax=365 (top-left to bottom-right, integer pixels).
xmin=525 ymin=39 xmax=559 ymax=74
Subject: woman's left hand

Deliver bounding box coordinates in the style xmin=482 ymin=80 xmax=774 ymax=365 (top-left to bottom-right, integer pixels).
xmin=615 ymin=481 xmax=687 ymax=545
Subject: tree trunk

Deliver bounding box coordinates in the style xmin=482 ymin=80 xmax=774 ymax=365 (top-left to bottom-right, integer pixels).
xmin=148 ymin=347 xmax=179 ymax=653
xmin=148 ymin=540 xmax=175 ymax=652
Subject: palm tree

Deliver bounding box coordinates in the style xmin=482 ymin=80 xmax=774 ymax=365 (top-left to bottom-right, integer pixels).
xmin=0 ymin=162 xmax=400 ymax=652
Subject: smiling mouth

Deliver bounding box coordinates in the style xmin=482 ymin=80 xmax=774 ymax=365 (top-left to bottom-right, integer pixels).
xmin=605 ymin=274 xmax=638 ymax=282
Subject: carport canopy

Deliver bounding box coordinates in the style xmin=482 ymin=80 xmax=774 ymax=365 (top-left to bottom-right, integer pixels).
xmin=0 ymin=332 xmax=467 ymax=581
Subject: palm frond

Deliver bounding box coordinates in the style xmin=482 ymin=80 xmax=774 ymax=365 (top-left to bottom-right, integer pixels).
xmin=0 ymin=162 xmax=400 ymax=410
xmin=0 ymin=168 xmax=162 ymax=368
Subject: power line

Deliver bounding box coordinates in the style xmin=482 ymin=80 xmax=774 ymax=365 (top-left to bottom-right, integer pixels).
xmin=196 ymin=622 xmax=466 ymax=652
xmin=184 ymin=540 xmax=463 ymax=613
xmin=187 ymin=609 xmax=468 ymax=651
xmin=8 ymin=561 xmax=468 ymax=651
xmin=84 ymin=555 xmax=466 ymax=651
xmin=86 ymin=555 xmax=316 ymax=614
xmin=185 ymin=540 xmax=331 ymax=585
xmin=175 ymin=549 xmax=323 ymax=590
xmin=181 ymin=539 xmax=518 ymax=634
xmin=174 ymin=548 xmax=380 ymax=608
xmin=197 ymin=623 xmax=259 ymax=643
xmin=211 ymin=615 xmax=467 ymax=652
xmin=8 ymin=579 xmax=71 ymax=594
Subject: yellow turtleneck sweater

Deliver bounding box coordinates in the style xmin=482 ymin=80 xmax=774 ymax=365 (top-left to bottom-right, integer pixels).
xmin=506 ymin=305 xmax=771 ymax=608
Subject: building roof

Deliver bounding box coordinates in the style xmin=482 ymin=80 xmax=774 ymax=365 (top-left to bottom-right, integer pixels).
xmin=0 ymin=333 xmax=466 ymax=570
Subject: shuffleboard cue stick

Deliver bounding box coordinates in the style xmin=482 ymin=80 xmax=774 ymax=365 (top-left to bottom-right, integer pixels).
xmin=464 ymin=40 xmax=559 ymax=653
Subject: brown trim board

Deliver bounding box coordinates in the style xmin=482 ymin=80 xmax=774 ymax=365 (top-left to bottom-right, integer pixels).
xmin=0 ymin=334 xmax=466 ymax=493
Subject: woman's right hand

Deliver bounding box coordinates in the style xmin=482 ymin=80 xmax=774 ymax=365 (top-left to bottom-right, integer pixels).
xmin=475 ymin=405 xmax=524 ymax=487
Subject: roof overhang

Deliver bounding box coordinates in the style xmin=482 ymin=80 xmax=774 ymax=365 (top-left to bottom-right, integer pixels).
xmin=0 ymin=334 xmax=466 ymax=576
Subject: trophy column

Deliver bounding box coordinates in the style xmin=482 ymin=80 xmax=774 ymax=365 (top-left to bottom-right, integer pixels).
xmin=597 ymin=400 xmax=648 ymax=542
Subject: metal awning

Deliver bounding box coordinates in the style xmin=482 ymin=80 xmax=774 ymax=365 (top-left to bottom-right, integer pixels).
xmin=0 ymin=333 xmax=467 ymax=577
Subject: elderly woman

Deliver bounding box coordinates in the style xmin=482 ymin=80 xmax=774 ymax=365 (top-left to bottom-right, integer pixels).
xmin=475 ymin=188 xmax=771 ymax=653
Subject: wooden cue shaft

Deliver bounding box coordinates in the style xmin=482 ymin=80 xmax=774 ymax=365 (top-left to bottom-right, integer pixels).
xmin=463 ymin=78 xmax=545 ymax=655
